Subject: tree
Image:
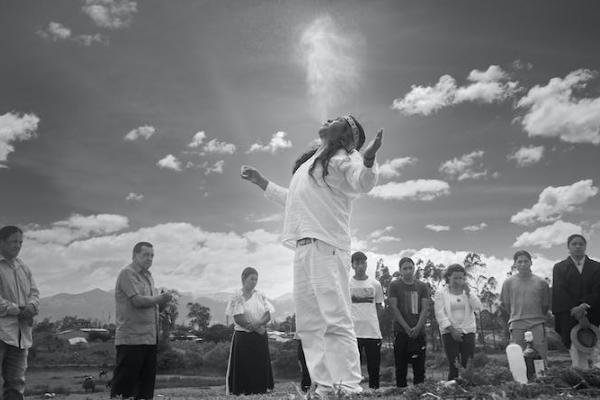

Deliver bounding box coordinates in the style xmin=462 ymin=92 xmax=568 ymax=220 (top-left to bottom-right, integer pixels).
xmin=187 ymin=302 xmax=211 ymax=333
xmin=160 ymin=289 xmax=180 ymax=344
xmin=33 ymin=318 xmax=56 ymax=334
xmin=59 ymin=316 xmax=91 ymax=331
xmin=202 ymin=323 xmax=233 ymax=342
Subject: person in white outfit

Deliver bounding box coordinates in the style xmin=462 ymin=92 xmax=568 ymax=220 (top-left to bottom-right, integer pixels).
xmin=241 ymin=115 xmax=383 ymax=397
xmin=434 ymin=264 xmax=482 ymax=380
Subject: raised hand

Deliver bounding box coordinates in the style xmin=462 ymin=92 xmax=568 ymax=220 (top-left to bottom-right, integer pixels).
xmin=362 ymin=129 xmax=383 ymax=166
xmin=241 ymin=165 xmax=268 ymax=190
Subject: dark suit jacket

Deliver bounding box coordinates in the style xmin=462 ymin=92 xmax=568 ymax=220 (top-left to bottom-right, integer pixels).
xmin=552 ymin=256 xmax=600 ymax=346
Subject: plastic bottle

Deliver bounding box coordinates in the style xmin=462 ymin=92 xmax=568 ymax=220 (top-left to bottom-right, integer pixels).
xmin=523 ymin=331 xmax=545 ymax=380
xmin=506 ymin=342 xmax=528 ymax=384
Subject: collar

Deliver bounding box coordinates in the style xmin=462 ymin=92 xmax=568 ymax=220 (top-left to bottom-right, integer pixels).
xmin=130 ymin=262 xmax=151 ymax=276
xmin=0 ymin=257 xmax=19 ymax=267
xmin=570 ymin=255 xmax=586 ymax=266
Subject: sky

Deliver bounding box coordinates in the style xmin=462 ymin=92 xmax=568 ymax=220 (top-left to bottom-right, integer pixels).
xmin=2 ymin=0 xmax=600 ymax=300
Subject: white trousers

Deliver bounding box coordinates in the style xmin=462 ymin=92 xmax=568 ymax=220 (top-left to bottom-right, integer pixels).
xmin=294 ymin=240 xmax=362 ymax=394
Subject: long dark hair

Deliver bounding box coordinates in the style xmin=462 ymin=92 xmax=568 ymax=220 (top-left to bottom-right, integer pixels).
xmin=292 ymin=116 xmax=365 ymax=184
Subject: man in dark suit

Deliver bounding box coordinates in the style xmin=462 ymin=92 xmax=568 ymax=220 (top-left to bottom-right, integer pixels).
xmin=552 ymin=234 xmax=600 ymax=368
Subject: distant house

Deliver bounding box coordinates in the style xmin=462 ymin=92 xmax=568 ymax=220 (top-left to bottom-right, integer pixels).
xmin=57 ymin=328 xmax=111 ymax=344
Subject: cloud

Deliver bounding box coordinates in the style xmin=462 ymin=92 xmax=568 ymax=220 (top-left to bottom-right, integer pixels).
xmin=74 ymin=33 xmax=106 ymax=46
xmin=392 ymin=65 xmax=519 ymax=115
xmin=247 ymin=131 xmax=292 ymax=154
xmin=124 ymin=125 xmax=155 ymax=141
xmin=517 ymin=69 xmax=600 ymax=144
xmin=513 ymin=220 xmax=582 ymax=249
xmin=39 ymin=22 xmax=72 ymax=40
xmin=508 ymin=145 xmax=544 ymax=167
xmin=510 ymin=180 xmax=598 ymax=226
xmin=439 ymin=150 xmax=488 ymax=181
xmin=367 ymin=226 xmax=401 ymax=243
xmin=188 ymin=131 xmax=207 ymax=148
xmin=372 ymin=236 xmax=401 ymax=244
xmin=125 ymin=192 xmax=143 ymax=201
xmin=203 ymin=139 xmax=236 ymax=155
xmin=463 ymin=222 xmax=488 ymax=232
xmin=204 ymin=160 xmax=225 ymax=175
xmin=157 ymin=154 xmax=182 ymax=171
xmin=378 ymin=157 xmax=417 ymax=179
xmin=21 ymin=222 xmax=295 ymax=298
xmin=0 ymin=112 xmax=40 ymax=164
xmin=369 ymin=179 xmax=450 ymax=201
xmin=82 ymin=0 xmax=137 ymax=30
xmin=252 ymin=214 xmax=283 ymax=223
xmin=426 ymin=224 xmax=450 ymax=232
xmin=25 ymin=214 xmax=129 ymax=245
xmin=391 ymin=75 xmax=456 ymax=116
xmin=369 ymin=226 xmax=395 ymax=239
xmin=38 ymin=22 xmax=106 ymax=46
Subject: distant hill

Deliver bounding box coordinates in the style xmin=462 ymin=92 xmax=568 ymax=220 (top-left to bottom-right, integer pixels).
xmin=38 ymin=288 xmax=295 ymax=325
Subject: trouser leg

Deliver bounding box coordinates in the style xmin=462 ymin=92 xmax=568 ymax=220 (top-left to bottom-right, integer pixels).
xmin=111 ymin=345 xmax=146 ymax=399
xmin=412 ymin=335 xmax=426 ymax=385
xmin=297 ymin=340 xmax=311 ymax=392
xmin=136 ymin=345 xmax=157 ymax=400
xmin=294 ymin=241 xmax=362 ymax=394
xmin=393 ymin=332 xmax=409 ymax=387
xmin=0 ymin=342 xmax=27 ymax=400
xmin=459 ymin=333 xmax=475 ymax=369
xmin=442 ymin=333 xmax=460 ymax=380
xmin=363 ymin=338 xmax=381 ymax=389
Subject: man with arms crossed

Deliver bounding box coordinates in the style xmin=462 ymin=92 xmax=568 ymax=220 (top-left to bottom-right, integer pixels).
xmin=111 ymin=242 xmax=173 ymax=400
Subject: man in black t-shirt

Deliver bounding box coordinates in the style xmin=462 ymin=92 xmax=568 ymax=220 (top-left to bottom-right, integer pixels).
xmin=388 ymin=257 xmax=430 ymax=387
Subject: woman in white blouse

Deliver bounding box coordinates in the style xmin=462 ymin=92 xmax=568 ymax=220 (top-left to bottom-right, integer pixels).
xmin=434 ymin=264 xmax=482 ymax=380
xmin=225 ymin=267 xmax=274 ymax=395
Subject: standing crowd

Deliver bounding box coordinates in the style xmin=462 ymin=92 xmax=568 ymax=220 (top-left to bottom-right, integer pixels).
xmin=0 ymin=115 xmax=598 ymax=399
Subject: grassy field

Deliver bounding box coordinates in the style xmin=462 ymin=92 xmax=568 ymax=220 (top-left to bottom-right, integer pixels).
xmin=26 ymin=350 xmax=597 ymax=400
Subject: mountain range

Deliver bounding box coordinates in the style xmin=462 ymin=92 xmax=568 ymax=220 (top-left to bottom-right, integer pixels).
xmin=38 ymin=288 xmax=295 ymax=326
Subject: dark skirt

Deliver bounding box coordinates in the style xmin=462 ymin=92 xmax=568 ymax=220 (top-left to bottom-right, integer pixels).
xmin=226 ymin=330 xmax=274 ymax=395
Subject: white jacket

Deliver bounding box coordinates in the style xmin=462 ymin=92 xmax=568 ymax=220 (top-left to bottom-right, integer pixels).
xmin=434 ymin=286 xmax=482 ymax=334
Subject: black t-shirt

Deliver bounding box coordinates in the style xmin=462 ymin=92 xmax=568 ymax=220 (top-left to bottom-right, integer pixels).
xmin=388 ymin=279 xmax=430 ymax=334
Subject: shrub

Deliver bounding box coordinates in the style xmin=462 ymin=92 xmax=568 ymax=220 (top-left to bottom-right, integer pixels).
xmin=270 ymin=344 xmax=299 ymax=378
xmin=157 ymin=348 xmax=186 ymax=372
xmin=202 ymin=342 xmax=230 ymax=373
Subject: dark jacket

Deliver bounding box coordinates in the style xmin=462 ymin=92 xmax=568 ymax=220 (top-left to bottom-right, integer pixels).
xmin=552 ymin=256 xmax=600 ymax=346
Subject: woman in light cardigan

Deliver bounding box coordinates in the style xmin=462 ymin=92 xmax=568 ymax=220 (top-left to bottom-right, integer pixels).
xmin=434 ymin=264 xmax=482 ymax=380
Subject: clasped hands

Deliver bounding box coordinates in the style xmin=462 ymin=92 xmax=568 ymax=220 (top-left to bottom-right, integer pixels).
xmin=18 ymin=304 xmax=37 ymax=326
xmin=571 ymin=303 xmax=591 ymax=329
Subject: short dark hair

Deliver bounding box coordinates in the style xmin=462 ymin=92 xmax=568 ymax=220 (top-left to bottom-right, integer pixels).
xmin=398 ymin=257 xmax=414 ymax=268
xmin=444 ymin=264 xmax=466 ymax=283
xmin=0 ymin=226 xmax=23 ymax=241
xmin=351 ymin=251 xmax=367 ymax=264
xmin=241 ymin=267 xmax=258 ymax=282
xmin=133 ymin=242 xmax=153 ymax=255
xmin=567 ymin=234 xmax=586 ymax=246
xmin=513 ymin=250 xmax=532 ymax=262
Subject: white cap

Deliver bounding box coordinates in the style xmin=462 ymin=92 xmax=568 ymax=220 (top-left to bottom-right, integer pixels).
xmin=524 ymin=331 xmax=533 ymax=342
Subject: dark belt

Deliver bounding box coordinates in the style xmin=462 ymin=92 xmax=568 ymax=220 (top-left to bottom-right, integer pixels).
xmin=297 ymin=237 xmax=317 ymax=247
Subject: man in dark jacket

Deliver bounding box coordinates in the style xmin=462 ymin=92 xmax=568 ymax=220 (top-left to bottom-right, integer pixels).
xmin=552 ymin=234 xmax=600 ymax=368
